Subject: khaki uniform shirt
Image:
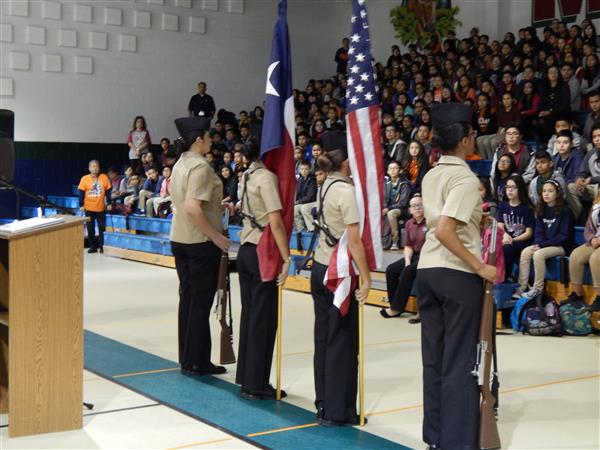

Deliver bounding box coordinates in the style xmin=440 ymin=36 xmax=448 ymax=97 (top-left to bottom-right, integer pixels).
xmin=170 ymin=151 xmax=222 ymax=244
xmin=418 ymin=155 xmax=482 ymax=274
xmin=314 ymin=172 xmax=360 ymax=265
xmin=239 ymin=161 xmax=282 ymax=245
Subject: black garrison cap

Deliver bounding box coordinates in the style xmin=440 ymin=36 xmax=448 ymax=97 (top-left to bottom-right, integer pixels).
xmin=174 ymin=117 xmax=211 ymax=141
xmin=321 ymin=130 xmax=347 ymax=153
xmin=431 ymin=103 xmax=472 ymax=130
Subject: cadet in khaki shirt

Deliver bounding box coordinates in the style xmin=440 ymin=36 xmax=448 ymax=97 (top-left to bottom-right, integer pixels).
xmin=235 ymin=139 xmax=291 ymax=400
xmin=415 ymin=104 xmax=497 ymax=450
xmin=309 ymin=131 xmax=371 ymax=426
xmin=170 ymin=117 xmax=230 ymax=377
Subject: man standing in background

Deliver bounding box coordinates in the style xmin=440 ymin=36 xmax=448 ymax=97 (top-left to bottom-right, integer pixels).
xmin=188 ymin=81 xmax=216 ymax=120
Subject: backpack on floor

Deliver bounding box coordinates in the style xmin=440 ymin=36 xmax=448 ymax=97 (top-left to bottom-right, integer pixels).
xmin=381 ymin=216 xmax=392 ymax=250
xmin=559 ymin=304 xmax=592 ymax=336
xmin=520 ymin=293 xmax=563 ymax=336
xmin=590 ymin=311 xmax=600 ymax=333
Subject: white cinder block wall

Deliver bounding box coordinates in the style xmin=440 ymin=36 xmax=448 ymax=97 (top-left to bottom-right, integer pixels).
xmin=0 ymin=0 xmax=352 ymax=143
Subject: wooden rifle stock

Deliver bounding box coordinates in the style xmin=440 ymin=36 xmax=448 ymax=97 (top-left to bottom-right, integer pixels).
xmin=216 ymin=250 xmax=236 ymax=364
xmin=475 ymin=220 xmax=501 ymax=450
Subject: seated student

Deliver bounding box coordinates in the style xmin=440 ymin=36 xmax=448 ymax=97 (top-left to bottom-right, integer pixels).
xmin=514 ymin=179 xmax=572 ymax=299
xmin=106 ymin=167 xmax=123 ymax=204
xmin=380 ymin=194 xmax=427 ymax=318
xmin=383 ymin=161 xmax=411 ymax=250
xmin=528 ymin=150 xmax=568 ymax=208
xmin=123 ymin=174 xmax=142 ymax=210
xmin=299 ymin=169 xmax=327 ymax=233
xmin=383 ymin=124 xmax=407 ymax=165
xmin=552 ymin=129 xmax=585 ymax=185
xmin=146 ymin=166 xmax=172 ymax=218
xmin=582 ymin=91 xmax=600 ymax=146
xmin=565 ymin=193 xmax=600 ymax=311
xmin=415 ymin=124 xmax=432 ymax=156
xmin=497 ymin=174 xmax=535 ymax=281
xmin=310 ymin=142 xmax=323 ymax=173
xmin=401 ymin=140 xmax=429 ymax=195
xmin=239 ymin=124 xmax=252 ymax=145
xmin=160 ymin=137 xmax=178 ymax=168
xmin=490 ymin=124 xmax=535 ymax=183
xmin=479 ymin=91 xmax=522 ymax=160
xmin=569 ymin=122 xmax=600 ymax=221
xmin=297 ymin=132 xmax=313 ymax=162
xmin=479 ymin=177 xmax=498 ymax=218
xmin=137 ymin=167 xmax=163 ymax=215
xmin=546 ymin=116 xmax=583 ymax=156
xmin=473 ymin=93 xmax=498 ymax=159
xmin=492 ymin=153 xmax=518 ymax=201
xmin=141 ymin=151 xmax=159 ymax=175
xmin=78 ymin=160 xmax=112 ymax=253
xmin=293 ymin=160 xmax=317 ymax=232
xmin=210 ymin=131 xmax=227 ymax=154
xmin=220 ymin=164 xmax=238 ymax=204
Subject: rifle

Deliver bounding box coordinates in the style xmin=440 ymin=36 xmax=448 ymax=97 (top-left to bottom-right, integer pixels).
xmin=215 ymin=212 xmax=236 ymax=365
xmin=472 ymin=218 xmax=501 ymax=450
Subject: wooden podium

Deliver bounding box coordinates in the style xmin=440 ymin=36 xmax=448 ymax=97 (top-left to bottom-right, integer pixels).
xmin=0 ymin=215 xmax=87 ymax=437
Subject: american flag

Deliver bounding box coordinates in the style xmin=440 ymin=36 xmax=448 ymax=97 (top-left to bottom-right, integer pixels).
xmin=324 ymin=0 xmax=384 ymax=315
xmin=257 ymin=0 xmax=295 ymax=282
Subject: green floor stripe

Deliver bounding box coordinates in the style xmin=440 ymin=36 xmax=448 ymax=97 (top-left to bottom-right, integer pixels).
xmin=84 ymin=330 xmax=412 ymax=450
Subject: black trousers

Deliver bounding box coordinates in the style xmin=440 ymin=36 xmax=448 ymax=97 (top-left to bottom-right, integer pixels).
xmin=171 ymin=241 xmax=221 ymax=369
xmin=416 ymin=267 xmax=483 ymax=450
xmin=503 ymin=240 xmax=530 ymax=280
xmin=385 ymin=255 xmax=419 ymax=313
xmin=311 ymin=262 xmax=358 ymax=422
xmin=235 ymin=244 xmax=278 ymax=391
xmin=85 ymin=210 xmax=106 ymax=249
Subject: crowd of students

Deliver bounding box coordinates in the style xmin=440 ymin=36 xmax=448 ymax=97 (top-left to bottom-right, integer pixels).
xmin=78 ymin=18 xmax=600 ymax=309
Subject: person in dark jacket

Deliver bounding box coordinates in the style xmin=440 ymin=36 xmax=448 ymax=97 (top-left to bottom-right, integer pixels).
xmin=293 ymin=160 xmax=317 ymax=231
xmin=514 ymin=179 xmax=573 ymax=299
xmin=383 ymin=161 xmax=411 ymax=250
xmin=334 ymin=37 xmax=349 ymax=74
xmin=552 ymin=129 xmax=585 ymax=184
xmin=532 ymin=66 xmax=571 ymax=143
xmin=569 ymin=122 xmax=600 ymax=220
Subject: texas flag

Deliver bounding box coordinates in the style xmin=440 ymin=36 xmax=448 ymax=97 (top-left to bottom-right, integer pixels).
xmin=257 ymin=0 xmax=295 ymax=282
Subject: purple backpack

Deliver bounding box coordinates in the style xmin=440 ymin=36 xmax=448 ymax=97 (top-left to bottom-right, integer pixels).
xmin=522 ymin=294 xmax=563 ymax=336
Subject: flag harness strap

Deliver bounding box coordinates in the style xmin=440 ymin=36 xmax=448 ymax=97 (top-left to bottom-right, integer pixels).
xmin=297 ymin=178 xmax=347 ymax=272
xmin=239 ymin=167 xmax=265 ymax=232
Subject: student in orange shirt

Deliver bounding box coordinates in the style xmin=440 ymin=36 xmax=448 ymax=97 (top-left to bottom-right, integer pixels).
xmin=78 ymin=160 xmax=112 ymax=253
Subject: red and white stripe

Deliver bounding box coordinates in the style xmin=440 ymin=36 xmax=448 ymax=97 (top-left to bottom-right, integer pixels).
xmin=324 ymin=105 xmax=384 ymax=316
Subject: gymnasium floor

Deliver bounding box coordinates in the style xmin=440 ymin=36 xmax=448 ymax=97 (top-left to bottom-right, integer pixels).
xmin=1 ymin=253 xmax=599 ymax=450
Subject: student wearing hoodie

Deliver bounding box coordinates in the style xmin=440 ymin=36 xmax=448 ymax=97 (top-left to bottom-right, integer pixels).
xmin=552 ymin=129 xmax=585 ymax=184
xmin=383 ymin=161 xmax=411 ymax=250
xmin=528 ymin=150 xmax=568 ymax=207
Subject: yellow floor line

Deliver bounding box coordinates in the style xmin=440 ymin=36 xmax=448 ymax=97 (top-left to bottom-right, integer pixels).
xmin=167 ymin=437 xmax=234 ymax=449
xmin=246 ymin=422 xmax=319 ymax=437
xmin=366 ymin=373 xmax=600 ymax=417
xmin=113 ymin=367 xmax=180 ymax=378
xmin=499 ymin=373 xmax=600 ymax=395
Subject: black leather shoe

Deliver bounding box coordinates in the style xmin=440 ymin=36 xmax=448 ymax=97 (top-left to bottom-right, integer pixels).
xmin=87 ymin=247 xmax=98 ymax=254
xmin=320 ymin=415 xmax=367 ymax=427
xmin=380 ymin=309 xmax=402 ymax=318
xmin=241 ymin=384 xmax=287 ymax=400
xmin=181 ymin=363 xmax=226 ymax=376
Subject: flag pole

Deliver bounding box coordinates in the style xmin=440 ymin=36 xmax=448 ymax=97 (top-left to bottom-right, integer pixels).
xmin=276 ymin=284 xmax=283 ymax=401
xmin=358 ymin=279 xmax=366 ymax=426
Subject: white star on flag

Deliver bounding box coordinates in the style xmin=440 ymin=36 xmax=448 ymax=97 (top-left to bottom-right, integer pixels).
xmin=355 ymin=84 xmax=364 ymax=93
xmin=350 ymin=96 xmax=359 ymax=105
xmin=350 ymin=65 xmax=359 ymax=74
xmin=356 ymin=53 xmax=365 ymax=62
xmin=348 ymin=77 xmax=354 ymax=86
xmin=360 ymin=9 xmax=367 ymax=18
xmin=364 ymin=92 xmax=373 ymax=101
xmin=351 ymin=15 xmax=357 ymax=23
xmin=360 ymin=73 xmax=369 ymax=81
xmin=351 ymin=33 xmax=360 ymax=42
xmin=358 ymin=0 xmax=365 ymax=4
xmin=348 ymin=46 xmax=355 ymax=55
